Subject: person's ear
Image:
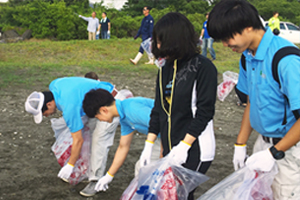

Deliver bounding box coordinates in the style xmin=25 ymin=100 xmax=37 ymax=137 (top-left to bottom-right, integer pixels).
xmin=46 ymin=100 xmax=55 ymax=109
xmin=99 ymin=106 xmax=108 ymax=114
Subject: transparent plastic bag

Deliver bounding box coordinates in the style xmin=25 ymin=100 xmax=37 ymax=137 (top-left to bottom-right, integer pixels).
xmin=217 ymin=71 xmax=239 ymax=101
xmin=197 ymin=166 xmax=278 ymax=200
xmin=141 ymin=38 xmax=154 ymax=59
xmin=118 ymin=89 xmax=134 ymax=99
xmin=120 ymin=156 xmax=209 ymax=200
xmin=51 ymin=117 xmax=91 ymax=185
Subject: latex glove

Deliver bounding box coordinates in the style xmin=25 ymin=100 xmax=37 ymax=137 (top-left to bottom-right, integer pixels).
xmin=95 ymin=172 xmax=114 ymax=191
xmin=134 ymin=35 xmax=138 ymax=40
xmin=139 ymin=140 xmax=154 ymax=168
xmin=168 ymin=141 xmax=191 ymax=165
xmin=233 ymin=144 xmax=247 ymax=171
xmin=96 ymin=31 xmax=100 ymax=35
xmin=57 ymin=163 xmax=74 ymax=180
xmin=108 ymin=30 xmax=110 ymax=34
xmin=246 ymin=148 xmax=276 ymax=172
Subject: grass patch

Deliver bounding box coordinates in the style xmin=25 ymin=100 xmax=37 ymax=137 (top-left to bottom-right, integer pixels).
xmin=0 ymin=39 xmax=240 ymax=89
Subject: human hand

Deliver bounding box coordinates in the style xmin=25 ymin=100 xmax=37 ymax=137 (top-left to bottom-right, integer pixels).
xmin=79 ymin=15 xmax=82 ymax=17
xmin=139 ymin=140 xmax=154 ymax=168
xmin=134 ymin=35 xmax=138 ymax=40
xmin=108 ymin=30 xmax=110 ymax=34
xmin=95 ymin=172 xmax=114 ymax=191
xmin=233 ymin=144 xmax=247 ymax=171
xmin=57 ymin=163 xmax=74 ymax=180
xmin=96 ymin=31 xmax=100 ymax=35
xmin=246 ymin=148 xmax=276 ymax=172
xmin=168 ymin=141 xmax=191 ymax=165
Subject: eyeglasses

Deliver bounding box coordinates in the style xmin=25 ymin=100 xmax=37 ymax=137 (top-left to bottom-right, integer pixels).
xmin=143 ymin=9 xmax=148 ymax=11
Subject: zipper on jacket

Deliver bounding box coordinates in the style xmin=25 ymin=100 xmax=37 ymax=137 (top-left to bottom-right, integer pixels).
xmin=159 ymin=60 xmax=177 ymax=151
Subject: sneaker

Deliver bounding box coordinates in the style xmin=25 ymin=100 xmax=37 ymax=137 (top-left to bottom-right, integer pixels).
xmin=80 ymin=181 xmax=98 ymax=197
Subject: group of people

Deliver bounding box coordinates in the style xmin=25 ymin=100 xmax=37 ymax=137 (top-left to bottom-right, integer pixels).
xmin=79 ymin=11 xmax=110 ymax=40
xmin=25 ymin=1 xmax=300 ymax=200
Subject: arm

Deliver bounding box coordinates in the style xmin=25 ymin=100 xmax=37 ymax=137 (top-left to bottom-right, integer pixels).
xmin=68 ymin=130 xmax=84 ymax=165
xmin=98 ymin=24 xmax=101 ymax=32
xmin=80 ymin=16 xmax=89 ymax=22
xmin=236 ymin=98 xmax=253 ymax=144
xmin=200 ymin=29 xmax=204 ymax=38
xmin=148 ymin=18 xmax=154 ymax=38
xmin=108 ymin=22 xmax=111 ymax=31
xmin=275 ymin=118 xmax=300 ymax=151
xmin=107 ymin=132 xmax=134 ymax=176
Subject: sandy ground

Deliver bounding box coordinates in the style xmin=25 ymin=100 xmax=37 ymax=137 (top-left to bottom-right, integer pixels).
xmin=0 ymin=72 xmax=259 ymax=200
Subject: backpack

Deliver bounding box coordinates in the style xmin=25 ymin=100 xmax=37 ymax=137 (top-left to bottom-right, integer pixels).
xmin=240 ymin=46 xmax=300 ymax=125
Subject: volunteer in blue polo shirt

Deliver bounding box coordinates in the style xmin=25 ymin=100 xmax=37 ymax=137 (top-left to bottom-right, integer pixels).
xmin=130 ymin=6 xmax=154 ymax=65
xmin=97 ymin=12 xmax=111 ymax=39
xmin=25 ymin=77 xmax=117 ymax=184
xmin=82 ymin=89 xmax=161 ymax=192
xmin=208 ymin=1 xmax=300 ymax=199
xmin=199 ymin=12 xmax=216 ymax=61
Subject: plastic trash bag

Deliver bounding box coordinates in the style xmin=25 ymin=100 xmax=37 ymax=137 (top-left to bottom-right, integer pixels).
xmin=51 ymin=117 xmax=91 ymax=185
xmin=120 ymin=156 xmax=209 ymax=200
xmin=118 ymin=89 xmax=134 ymax=100
xmin=141 ymin=38 xmax=154 ymax=59
xmin=197 ymin=166 xmax=278 ymax=200
xmin=217 ymin=71 xmax=239 ymax=101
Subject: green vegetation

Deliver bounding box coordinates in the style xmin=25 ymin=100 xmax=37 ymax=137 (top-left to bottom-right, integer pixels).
xmin=0 ymin=39 xmax=240 ymax=89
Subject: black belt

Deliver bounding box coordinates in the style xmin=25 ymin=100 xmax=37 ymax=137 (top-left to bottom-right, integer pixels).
xmin=262 ymin=136 xmax=282 ymax=145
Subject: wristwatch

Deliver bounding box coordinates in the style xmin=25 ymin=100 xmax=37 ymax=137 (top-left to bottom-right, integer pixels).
xmin=269 ymin=146 xmax=285 ymax=160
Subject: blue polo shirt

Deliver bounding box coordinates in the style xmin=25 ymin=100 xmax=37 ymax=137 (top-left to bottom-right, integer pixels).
xmin=49 ymin=77 xmax=114 ymax=133
xmin=116 ymin=97 xmax=155 ymax=136
xmin=237 ymin=27 xmax=300 ymax=138
xmin=203 ymin=21 xmax=210 ymax=39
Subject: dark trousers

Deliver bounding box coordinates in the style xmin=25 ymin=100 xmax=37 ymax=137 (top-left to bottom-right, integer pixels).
xmin=235 ymin=85 xmax=247 ymax=104
xmin=187 ymin=161 xmax=212 ymax=200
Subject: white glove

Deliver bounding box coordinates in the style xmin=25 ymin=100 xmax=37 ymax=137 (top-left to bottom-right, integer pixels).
xmin=95 ymin=172 xmax=114 ymax=191
xmin=139 ymin=140 xmax=154 ymax=168
xmin=96 ymin=31 xmax=100 ymax=35
xmin=57 ymin=163 xmax=74 ymax=180
xmin=168 ymin=141 xmax=191 ymax=165
xmin=199 ymin=36 xmax=203 ymax=40
xmin=108 ymin=30 xmax=110 ymax=34
xmin=79 ymin=15 xmax=82 ymax=17
xmin=246 ymin=148 xmax=276 ymax=172
xmin=233 ymin=144 xmax=247 ymax=171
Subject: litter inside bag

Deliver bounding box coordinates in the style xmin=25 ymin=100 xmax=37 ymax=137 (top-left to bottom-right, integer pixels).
xmin=217 ymin=71 xmax=239 ymax=101
xmin=197 ymin=166 xmax=278 ymax=200
xmin=51 ymin=117 xmax=91 ymax=185
xmin=120 ymin=156 xmax=209 ymax=200
xmin=141 ymin=38 xmax=154 ymax=59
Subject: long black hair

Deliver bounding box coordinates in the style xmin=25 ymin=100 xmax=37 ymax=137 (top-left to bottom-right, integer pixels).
xmin=151 ymin=12 xmax=199 ymax=62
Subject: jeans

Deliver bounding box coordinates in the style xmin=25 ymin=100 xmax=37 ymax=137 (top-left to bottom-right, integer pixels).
xmin=101 ymin=31 xmax=108 ymax=39
xmin=201 ymin=37 xmax=216 ymax=59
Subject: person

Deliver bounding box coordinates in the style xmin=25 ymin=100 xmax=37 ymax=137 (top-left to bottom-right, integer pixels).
xmin=24 ymin=77 xmax=122 ymax=197
xmin=97 ymin=12 xmax=111 ymax=39
xmin=235 ymin=85 xmax=247 ymax=107
xmin=84 ymin=71 xmax=100 ymax=81
xmin=130 ymin=6 xmax=154 ymax=65
xmin=82 ymin=89 xmax=162 ymax=192
xmin=268 ymin=11 xmax=280 ymax=35
xmin=199 ymin=12 xmax=216 ymax=61
xmin=79 ymin=12 xmax=99 ymax=40
xmin=208 ymin=1 xmax=300 ymax=199
xmin=140 ymin=12 xmax=217 ymax=200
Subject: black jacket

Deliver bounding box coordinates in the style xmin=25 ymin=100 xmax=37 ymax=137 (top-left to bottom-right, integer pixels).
xmin=149 ymin=54 xmax=217 ymax=170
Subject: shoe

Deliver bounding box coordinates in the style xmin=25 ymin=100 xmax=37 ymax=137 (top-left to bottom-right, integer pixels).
xmin=145 ymin=60 xmax=154 ymax=65
xmin=61 ymin=178 xmax=69 ymax=183
xmin=130 ymin=52 xmax=143 ymax=65
xmin=80 ymin=181 xmax=98 ymax=197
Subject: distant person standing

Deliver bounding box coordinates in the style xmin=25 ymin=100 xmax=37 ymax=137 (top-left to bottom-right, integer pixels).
xmin=79 ymin=12 xmax=99 ymax=41
xmin=98 ymin=12 xmax=111 ymax=39
xmin=200 ymin=12 xmax=216 ymax=61
xmin=268 ymin=11 xmax=280 ymax=35
xmin=130 ymin=6 xmax=154 ymax=65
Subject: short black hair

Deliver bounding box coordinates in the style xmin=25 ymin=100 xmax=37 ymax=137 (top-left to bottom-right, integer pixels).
xmin=273 ymin=11 xmax=278 ymax=16
xmin=42 ymin=91 xmax=54 ymax=113
xmin=207 ymin=0 xmax=264 ymax=41
xmin=144 ymin=6 xmax=150 ymax=11
xmin=103 ymin=12 xmax=107 ymax=16
xmin=151 ymin=12 xmax=199 ymax=62
xmin=83 ymin=89 xmax=115 ymax=118
xmin=85 ymin=72 xmax=99 ymax=80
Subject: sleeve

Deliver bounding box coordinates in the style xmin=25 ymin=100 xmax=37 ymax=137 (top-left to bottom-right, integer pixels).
xmin=120 ymin=120 xmax=134 ymax=136
xmin=96 ymin=19 xmax=99 ymax=28
xmin=63 ymin=105 xmax=84 ymax=133
xmin=107 ymin=18 xmax=110 ymax=23
xmin=80 ymin=16 xmax=89 ymax=22
xmin=97 ymin=81 xmax=114 ymax=93
xmin=187 ymin=59 xmax=218 ymax=138
xmin=279 ymin=55 xmax=300 ymax=111
xmin=136 ymin=19 xmax=143 ymax=37
xmin=149 ymin=17 xmax=154 ymax=38
xmin=236 ymin=57 xmax=248 ymax=95
xmin=148 ymin=71 xmax=161 ymax=135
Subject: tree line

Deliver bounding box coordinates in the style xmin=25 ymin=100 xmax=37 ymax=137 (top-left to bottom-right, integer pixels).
xmin=0 ymin=0 xmax=300 ymax=40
